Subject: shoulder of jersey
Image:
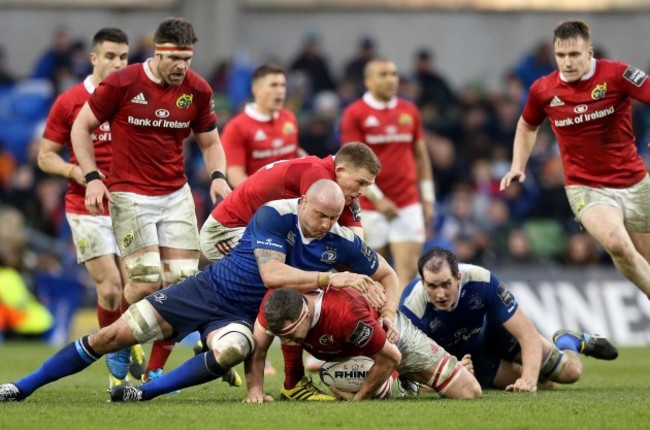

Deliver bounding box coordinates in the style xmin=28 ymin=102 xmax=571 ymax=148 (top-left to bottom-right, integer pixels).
xmin=459 ymin=263 xmax=491 ymax=283
xmin=264 ymin=198 xmax=299 ymax=216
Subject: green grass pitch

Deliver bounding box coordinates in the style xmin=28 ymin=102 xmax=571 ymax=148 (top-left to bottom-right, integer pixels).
xmin=1 ymin=342 xmax=649 ymax=430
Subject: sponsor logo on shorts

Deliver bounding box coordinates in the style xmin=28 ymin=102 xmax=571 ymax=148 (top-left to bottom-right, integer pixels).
xmin=78 ymin=239 xmax=88 ymax=252
xmin=350 ymin=321 xmax=373 ymax=347
xmin=623 ymin=67 xmax=647 ymax=87
xmin=153 ymin=292 xmax=167 ymax=304
xmin=176 ymin=93 xmax=193 ymax=109
xmin=591 ymin=82 xmax=607 ymax=100
xmin=123 ymin=231 xmax=134 ymax=248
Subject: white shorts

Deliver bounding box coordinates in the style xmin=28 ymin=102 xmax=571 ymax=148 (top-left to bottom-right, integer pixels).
xmin=66 ymin=213 xmax=119 ymax=263
xmin=110 ymin=183 xmax=200 ymax=257
xmin=199 ymin=214 xmax=246 ymax=261
xmin=361 ymin=203 xmax=425 ymax=249
xmin=566 ymin=174 xmax=650 ymax=232
xmin=395 ymin=312 xmax=452 ymax=374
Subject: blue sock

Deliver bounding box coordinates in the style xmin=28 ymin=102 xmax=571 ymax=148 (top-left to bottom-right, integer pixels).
xmin=15 ymin=336 xmax=101 ymax=397
xmin=555 ymin=333 xmax=583 ymax=353
xmin=141 ymin=351 xmax=227 ymax=400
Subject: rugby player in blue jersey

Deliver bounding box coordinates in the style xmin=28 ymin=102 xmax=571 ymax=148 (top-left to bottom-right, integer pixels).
xmin=0 ymin=179 xmax=399 ymax=402
xmin=399 ymin=247 xmax=618 ymax=394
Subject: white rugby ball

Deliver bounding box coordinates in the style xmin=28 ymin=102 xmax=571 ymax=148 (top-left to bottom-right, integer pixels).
xmin=319 ymin=356 xmax=393 ymax=399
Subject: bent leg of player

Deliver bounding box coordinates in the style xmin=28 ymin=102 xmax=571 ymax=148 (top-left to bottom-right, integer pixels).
xmin=568 ymin=182 xmax=650 ymax=295
xmin=553 ymin=329 xmax=618 ymax=361
xmin=539 ymin=338 xmax=582 ymax=384
xmin=0 ymin=314 xmax=147 ymax=402
xmin=129 ymin=323 xmax=254 ymax=401
xmin=394 ymin=313 xmax=482 ymax=399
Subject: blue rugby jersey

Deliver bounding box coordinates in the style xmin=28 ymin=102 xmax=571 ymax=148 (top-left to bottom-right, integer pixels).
xmin=200 ymin=198 xmax=379 ymax=322
xmin=399 ymin=264 xmax=518 ymax=358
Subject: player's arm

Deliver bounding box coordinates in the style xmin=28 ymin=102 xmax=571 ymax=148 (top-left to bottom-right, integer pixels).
xmin=503 ymin=307 xmax=543 ymax=393
xmin=70 ymin=102 xmax=101 ymax=176
xmin=226 ymin=165 xmax=248 ymax=188
xmin=499 ymin=116 xmax=540 ymax=191
xmin=413 ymin=136 xmax=435 ymax=224
xmin=333 ymin=340 xmax=401 ymax=401
xmin=254 ymin=248 xmax=329 ymax=292
xmin=195 ymin=129 xmax=231 ymax=203
xmin=244 ymin=320 xmax=275 ymax=403
xmin=71 ymin=103 xmax=110 ymax=215
xmin=37 ymin=138 xmax=84 ymax=186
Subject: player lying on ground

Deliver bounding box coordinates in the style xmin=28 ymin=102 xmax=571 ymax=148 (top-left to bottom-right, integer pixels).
xmin=244 ymin=287 xmax=482 ymax=402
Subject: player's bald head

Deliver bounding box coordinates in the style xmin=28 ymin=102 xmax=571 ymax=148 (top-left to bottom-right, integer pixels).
xmin=364 ymin=58 xmax=395 ymax=78
xmin=304 ymin=179 xmax=345 ymax=212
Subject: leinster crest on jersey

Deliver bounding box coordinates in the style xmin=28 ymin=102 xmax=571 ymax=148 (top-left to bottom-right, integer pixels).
xmin=176 ymin=93 xmax=193 ymax=109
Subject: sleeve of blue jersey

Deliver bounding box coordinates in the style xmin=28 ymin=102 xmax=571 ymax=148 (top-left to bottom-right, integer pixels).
xmin=249 ymin=206 xmax=289 ymax=254
xmin=341 ymin=236 xmax=380 ymax=276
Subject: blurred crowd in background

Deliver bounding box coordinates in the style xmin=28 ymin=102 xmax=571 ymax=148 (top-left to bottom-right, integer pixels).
xmin=2 ymin=26 xmax=650 ymax=340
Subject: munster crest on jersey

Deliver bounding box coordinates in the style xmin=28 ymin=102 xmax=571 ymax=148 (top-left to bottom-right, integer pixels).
xmin=398 ymin=113 xmax=412 ymax=125
xmin=319 ymin=334 xmax=334 ymax=345
xmin=176 ymin=93 xmax=194 ymax=109
xmin=591 ymin=83 xmax=607 ymax=100
xmin=283 ymin=122 xmax=296 ymax=135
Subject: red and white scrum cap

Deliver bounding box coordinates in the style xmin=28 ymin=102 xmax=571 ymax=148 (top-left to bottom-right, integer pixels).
xmin=155 ymin=43 xmax=194 ymax=56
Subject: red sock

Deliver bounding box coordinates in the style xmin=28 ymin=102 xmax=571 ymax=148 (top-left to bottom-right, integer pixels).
xmin=96 ymin=304 xmax=122 ymax=329
xmin=121 ymin=294 xmax=131 ymax=313
xmin=281 ymin=344 xmax=305 ymax=389
xmin=145 ymin=340 xmax=175 ymax=373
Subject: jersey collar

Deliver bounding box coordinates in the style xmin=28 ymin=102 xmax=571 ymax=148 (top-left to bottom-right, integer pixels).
xmin=363 ymin=92 xmax=398 ymax=110
xmin=143 ymin=58 xmax=162 ymax=85
xmin=245 ymin=103 xmax=279 ymax=121
xmin=310 ymin=290 xmax=324 ymax=329
xmin=83 ymin=75 xmax=96 ymax=94
xmin=559 ymin=57 xmax=597 ymax=83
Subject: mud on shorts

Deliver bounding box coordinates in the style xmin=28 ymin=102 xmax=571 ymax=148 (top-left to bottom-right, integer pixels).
xmin=66 ymin=213 xmax=119 ymax=263
xmin=566 ymin=174 xmax=650 ymax=232
xmin=110 ymin=183 xmax=200 ymax=256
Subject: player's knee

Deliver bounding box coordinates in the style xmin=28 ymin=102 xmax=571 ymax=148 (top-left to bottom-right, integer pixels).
xmin=602 ymin=231 xmax=632 ymax=259
xmin=125 ymin=252 xmax=162 ymax=285
xmin=122 ymin=300 xmax=165 ymax=344
xmin=210 ymin=324 xmax=254 ymax=368
xmin=544 ymin=348 xmax=582 ymax=383
xmin=162 ymin=259 xmax=199 ymax=284
xmin=541 ymin=346 xmax=582 ymax=383
xmin=427 ymin=354 xmax=481 ymax=399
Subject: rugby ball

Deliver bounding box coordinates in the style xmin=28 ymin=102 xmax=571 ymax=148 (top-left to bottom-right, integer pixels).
xmin=319 ymin=356 xmax=393 ymax=399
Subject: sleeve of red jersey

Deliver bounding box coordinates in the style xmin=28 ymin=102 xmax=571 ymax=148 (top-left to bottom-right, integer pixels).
xmin=221 ymin=118 xmax=247 ymax=168
xmin=521 ymin=82 xmax=548 ymax=127
xmin=344 ymin=302 xmax=387 ymax=357
xmin=617 ymin=62 xmax=650 ymax=103
xmin=87 ymin=75 xmax=123 ymax=123
xmin=191 ymin=84 xmax=218 ymax=134
xmin=339 ymin=107 xmax=365 ymax=144
xmin=42 ymin=96 xmax=71 ymax=145
xmin=337 ymin=200 xmax=362 ymax=228
xmin=254 ymin=291 xmax=274 ymax=335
